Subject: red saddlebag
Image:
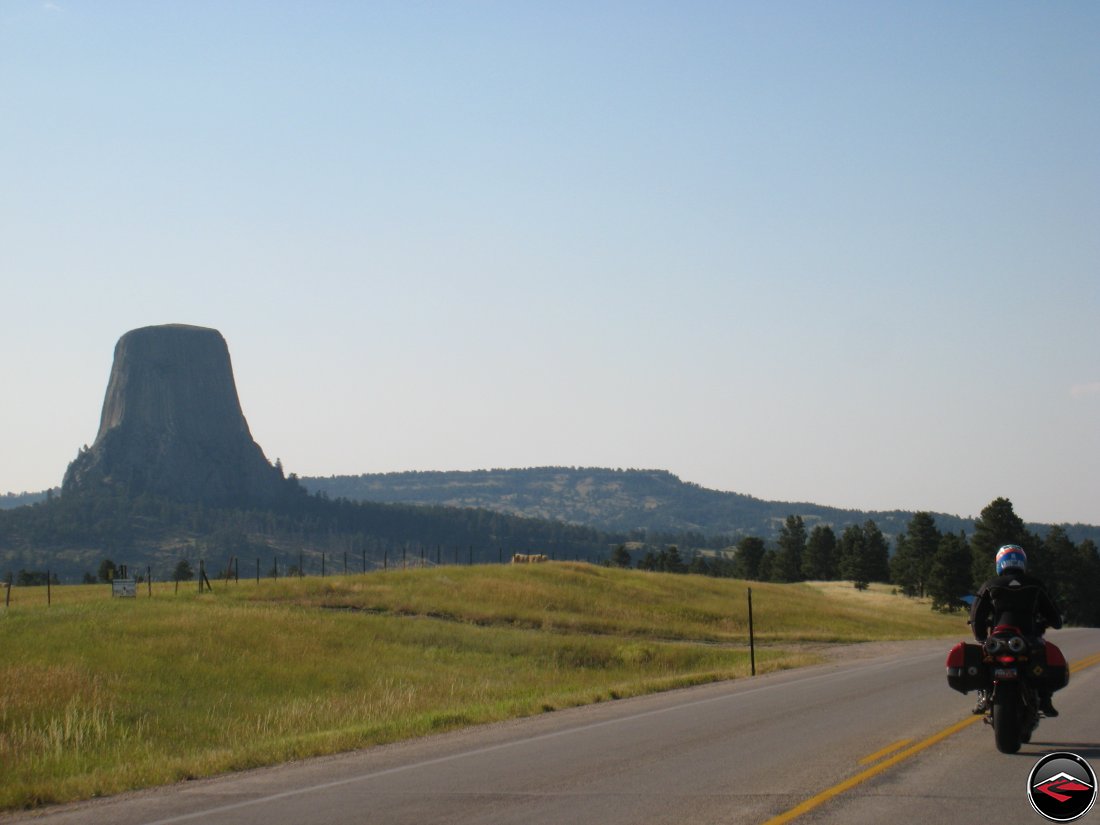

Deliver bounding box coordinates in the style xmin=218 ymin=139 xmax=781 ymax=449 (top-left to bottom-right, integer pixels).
xmin=1030 ymin=640 xmax=1069 ymax=692
xmin=946 ymin=642 xmax=985 ymax=694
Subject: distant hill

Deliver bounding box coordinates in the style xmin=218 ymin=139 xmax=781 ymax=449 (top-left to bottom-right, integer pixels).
xmin=0 ymin=490 xmax=53 ymax=510
xmin=300 ymin=467 xmax=951 ymax=541
xmin=301 ymin=467 xmax=1100 ymax=546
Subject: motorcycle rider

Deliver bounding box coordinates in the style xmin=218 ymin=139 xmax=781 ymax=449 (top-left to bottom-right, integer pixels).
xmin=969 ymin=544 xmax=1063 ymax=716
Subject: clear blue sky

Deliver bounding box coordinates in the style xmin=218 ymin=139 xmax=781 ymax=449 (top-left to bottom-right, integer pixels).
xmin=2 ymin=1 xmax=1098 ymax=525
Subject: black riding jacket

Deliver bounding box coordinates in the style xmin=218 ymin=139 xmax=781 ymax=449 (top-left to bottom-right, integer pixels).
xmin=969 ymin=570 xmax=1063 ymax=641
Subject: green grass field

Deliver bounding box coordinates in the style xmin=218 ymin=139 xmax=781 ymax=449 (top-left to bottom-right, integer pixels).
xmin=0 ymin=564 xmax=963 ymax=811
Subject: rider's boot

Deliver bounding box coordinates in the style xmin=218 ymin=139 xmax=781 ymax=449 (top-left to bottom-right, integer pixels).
xmin=972 ymin=690 xmax=990 ymax=715
xmin=1039 ymin=693 xmax=1059 ymax=717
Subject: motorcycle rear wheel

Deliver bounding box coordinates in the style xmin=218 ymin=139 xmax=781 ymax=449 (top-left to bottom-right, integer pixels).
xmin=993 ymin=683 xmax=1022 ymax=754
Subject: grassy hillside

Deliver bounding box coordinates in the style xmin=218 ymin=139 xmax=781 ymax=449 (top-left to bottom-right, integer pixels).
xmin=0 ymin=564 xmax=962 ymax=811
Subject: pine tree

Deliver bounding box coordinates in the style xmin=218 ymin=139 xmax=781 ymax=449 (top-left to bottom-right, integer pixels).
xmin=733 ymin=536 xmax=766 ymax=580
xmin=773 ymin=515 xmax=807 ymax=582
xmin=97 ymin=558 xmax=117 ymax=583
xmin=173 ymin=559 xmax=195 ymax=582
xmin=661 ymin=546 xmax=687 ymax=573
xmin=839 ymin=521 xmax=889 ymax=590
xmin=1045 ymin=529 xmax=1100 ymax=626
xmin=891 ymin=512 xmax=941 ymax=597
xmin=969 ymin=497 xmax=1027 ymax=587
xmin=838 ymin=524 xmax=867 ymax=589
xmin=928 ymin=532 xmax=972 ymax=612
xmin=802 ymin=525 xmax=837 ymax=580
xmin=688 ymin=552 xmax=710 ymax=575
xmin=863 ymin=520 xmax=891 ymax=584
xmin=610 ymin=544 xmax=632 ymax=568
xmin=1068 ymin=540 xmax=1100 ymax=626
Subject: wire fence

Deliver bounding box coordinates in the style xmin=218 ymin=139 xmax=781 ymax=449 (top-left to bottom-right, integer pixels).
xmin=2 ymin=544 xmax=604 ymax=607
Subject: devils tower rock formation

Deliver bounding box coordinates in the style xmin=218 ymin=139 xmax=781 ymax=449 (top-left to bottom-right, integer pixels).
xmin=63 ymin=324 xmax=292 ymax=507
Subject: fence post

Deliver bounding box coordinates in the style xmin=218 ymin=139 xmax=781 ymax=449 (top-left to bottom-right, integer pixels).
xmin=747 ymin=587 xmax=756 ymax=677
xmin=4 ymin=573 xmax=10 ymax=607
xmin=47 ymin=571 xmax=51 ymax=606
xmin=148 ymin=566 xmax=152 ymax=597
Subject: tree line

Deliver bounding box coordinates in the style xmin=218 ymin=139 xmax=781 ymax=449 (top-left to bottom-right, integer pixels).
xmin=607 ymin=497 xmax=1099 ymax=626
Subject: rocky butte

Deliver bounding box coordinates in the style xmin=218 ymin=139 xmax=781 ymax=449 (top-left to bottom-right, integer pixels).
xmin=63 ymin=324 xmax=293 ymax=507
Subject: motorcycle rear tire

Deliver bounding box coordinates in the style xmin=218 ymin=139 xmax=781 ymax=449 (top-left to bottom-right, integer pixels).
xmin=993 ymin=683 xmax=1022 ymax=754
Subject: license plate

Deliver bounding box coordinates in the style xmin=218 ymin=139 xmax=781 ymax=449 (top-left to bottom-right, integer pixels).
xmin=994 ymin=667 xmax=1018 ymax=680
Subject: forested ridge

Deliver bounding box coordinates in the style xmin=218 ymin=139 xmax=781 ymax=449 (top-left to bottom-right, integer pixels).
xmin=0 ymin=481 xmax=613 ymax=584
xmin=301 ymin=467 xmax=1100 ymax=546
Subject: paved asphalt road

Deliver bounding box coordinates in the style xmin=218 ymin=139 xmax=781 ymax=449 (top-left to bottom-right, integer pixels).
xmin=8 ymin=627 xmax=1100 ymax=825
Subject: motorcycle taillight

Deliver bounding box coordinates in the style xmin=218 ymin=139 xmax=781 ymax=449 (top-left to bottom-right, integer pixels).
xmin=997 ymin=655 xmax=1016 ymax=664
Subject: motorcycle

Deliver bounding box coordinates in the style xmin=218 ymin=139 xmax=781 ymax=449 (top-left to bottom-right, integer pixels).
xmin=946 ymin=625 xmax=1068 ymax=754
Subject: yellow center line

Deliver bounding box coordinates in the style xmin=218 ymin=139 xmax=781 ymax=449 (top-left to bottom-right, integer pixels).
xmin=1070 ymin=651 xmax=1100 ymax=673
xmin=762 ymin=716 xmax=982 ymax=825
xmin=857 ymin=738 xmax=913 ymax=766
xmin=762 ymin=650 xmax=1100 ymax=825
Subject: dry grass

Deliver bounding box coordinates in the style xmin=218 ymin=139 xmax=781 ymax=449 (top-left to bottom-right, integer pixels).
xmin=0 ymin=565 xmax=961 ymax=810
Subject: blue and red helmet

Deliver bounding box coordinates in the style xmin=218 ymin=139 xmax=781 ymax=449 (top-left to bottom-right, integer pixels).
xmin=996 ymin=544 xmax=1027 ymax=575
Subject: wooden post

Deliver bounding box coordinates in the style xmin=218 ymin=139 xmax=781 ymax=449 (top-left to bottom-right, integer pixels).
xmin=256 ymin=557 xmax=260 ymax=584
xmin=148 ymin=566 xmax=152 ymax=597
xmin=747 ymin=587 xmax=756 ymax=677
xmin=47 ymin=571 xmax=51 ymax=606
xmin=322 ymin=553 xmax=326 ymax=578
xmin=299 ymin=552 xmax=304 ymax=578
xmin=4 ymin=573 xmax=10 ymax=607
